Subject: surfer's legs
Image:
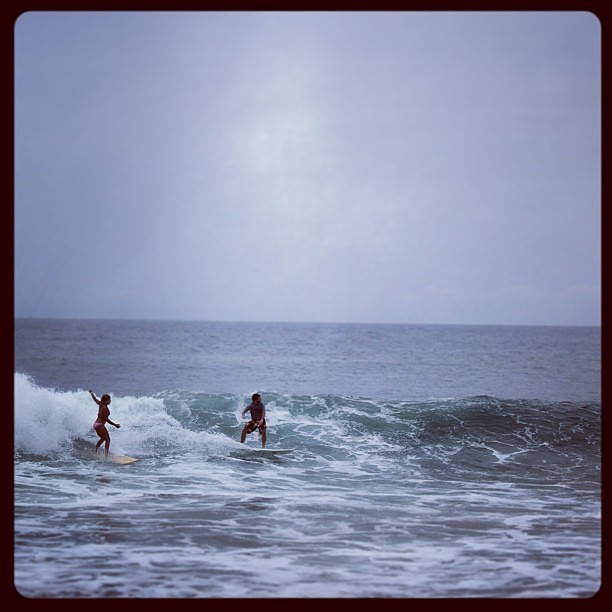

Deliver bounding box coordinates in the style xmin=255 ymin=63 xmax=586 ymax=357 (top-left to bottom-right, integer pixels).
xmin=241 ymin=421 xmax=266 ymax=446
xmin=94 ymin=425 xmax=110 ymax=455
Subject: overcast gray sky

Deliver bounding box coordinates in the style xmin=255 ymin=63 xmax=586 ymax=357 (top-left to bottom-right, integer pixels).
xmin=14 ymin=11 xmax=601 ymax=326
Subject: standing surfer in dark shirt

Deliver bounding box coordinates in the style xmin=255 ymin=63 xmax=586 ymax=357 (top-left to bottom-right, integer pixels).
xmin=240 ymin=393 xmax=267 ymax=448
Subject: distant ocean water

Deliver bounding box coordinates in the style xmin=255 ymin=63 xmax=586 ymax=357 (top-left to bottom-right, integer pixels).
xmin=14 ymin=319 xmax=601 ymax=598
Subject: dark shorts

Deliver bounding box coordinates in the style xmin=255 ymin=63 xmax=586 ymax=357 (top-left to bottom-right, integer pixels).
xmin=245 ymin=419 xmax=266 ymax=433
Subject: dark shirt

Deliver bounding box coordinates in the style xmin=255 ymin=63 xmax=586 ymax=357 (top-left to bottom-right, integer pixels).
xmin=246 ymin=401 xmax=264 ymax=422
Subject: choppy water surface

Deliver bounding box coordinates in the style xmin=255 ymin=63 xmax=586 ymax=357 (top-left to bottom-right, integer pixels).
xmin=14 ymin=320 xmax=601 ymax=597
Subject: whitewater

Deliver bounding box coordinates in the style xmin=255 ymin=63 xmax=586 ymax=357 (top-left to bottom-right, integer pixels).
xmin=13 ymin=319 xmax=601 ymax=598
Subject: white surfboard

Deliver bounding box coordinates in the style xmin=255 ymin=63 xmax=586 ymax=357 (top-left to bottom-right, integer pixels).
xmin=101 ymin=454 xmax=139 ymax=465
xmin=251 ymin=448 xmax=294 ymax=455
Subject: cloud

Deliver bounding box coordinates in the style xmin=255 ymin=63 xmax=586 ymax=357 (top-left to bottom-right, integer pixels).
xmin=14 ymin=11 xmax=601 ymax=325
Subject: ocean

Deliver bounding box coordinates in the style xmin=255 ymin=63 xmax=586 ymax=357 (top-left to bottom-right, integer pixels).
xmin=13 ymin=318 xmax=601 ymax=598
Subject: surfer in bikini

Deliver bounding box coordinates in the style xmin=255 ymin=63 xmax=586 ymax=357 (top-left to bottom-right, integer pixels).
xmin=89 ymin=389 xmax=121 ymax=456
xmin=240 ymin=393 xmax=266 ymax=448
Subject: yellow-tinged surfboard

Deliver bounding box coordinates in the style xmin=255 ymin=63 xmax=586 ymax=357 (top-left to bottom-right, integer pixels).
xmin=100 ymin=454 xmax=139 ymax=464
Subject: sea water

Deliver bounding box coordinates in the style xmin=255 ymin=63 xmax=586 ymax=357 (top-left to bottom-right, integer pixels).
xmin=13 ymin=319 xmax=601 ymax=598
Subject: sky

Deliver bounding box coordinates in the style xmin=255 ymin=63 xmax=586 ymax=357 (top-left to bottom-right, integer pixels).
xmin=14 ymin=11 xmax=601 ymax=326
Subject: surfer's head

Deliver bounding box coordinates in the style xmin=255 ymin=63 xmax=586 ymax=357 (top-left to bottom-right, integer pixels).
xmin=101 ymin=394 xmax=111 ymax=404
xmin=252 ymin=393 xmax=261 ymax=402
